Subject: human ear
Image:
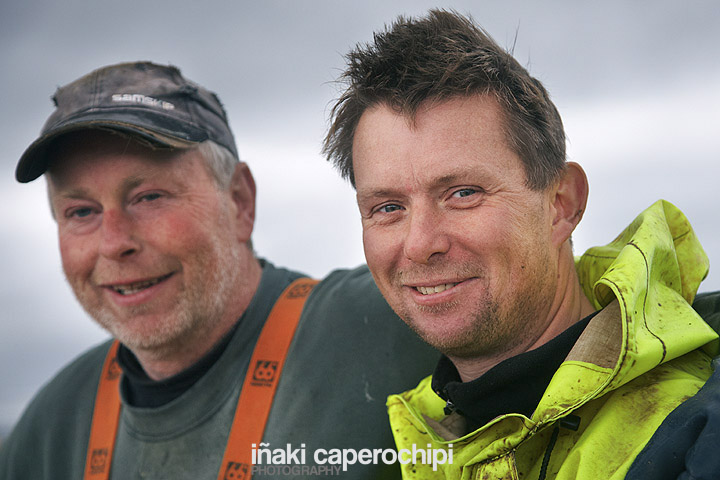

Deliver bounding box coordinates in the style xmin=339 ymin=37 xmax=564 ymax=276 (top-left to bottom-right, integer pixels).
xmin=229 ymin=162 xmax=257 ymax=242
xmin=550 ymin=162 xmax=589 ymax=247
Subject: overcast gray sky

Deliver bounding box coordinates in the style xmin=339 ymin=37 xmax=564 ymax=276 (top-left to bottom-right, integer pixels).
xmin=1 ymin=0 xmax=718 ymax=434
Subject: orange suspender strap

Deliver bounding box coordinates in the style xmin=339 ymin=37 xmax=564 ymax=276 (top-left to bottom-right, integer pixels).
xmin=216 ymin=277 xmax=318 ymax=480
xmin=83 ymin=277 xmax=319 ymax=480
xmin=84 ymin=341 xmax=122 ymax=478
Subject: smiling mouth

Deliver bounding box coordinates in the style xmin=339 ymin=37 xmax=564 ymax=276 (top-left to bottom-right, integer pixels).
xmin=414 ymin=283 xmax=459 ymax=295
xmin=108 ymin=273 xmax=173 ymax=296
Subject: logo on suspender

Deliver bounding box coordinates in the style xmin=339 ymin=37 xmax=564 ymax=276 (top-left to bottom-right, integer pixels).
xmin=89 ymin=449 xmax=109 ymax=474
xmin=251 ymin=360 xmax=278 ymax=386
xmin=222 ymin=461 xmax=249 ymax=480
xmin=286 ymin=281 xmax=315 ymax=299
xmin=106 ymin=356 xmax=122 ymax=381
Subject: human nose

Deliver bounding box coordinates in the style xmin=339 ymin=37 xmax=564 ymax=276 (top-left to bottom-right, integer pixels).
xmin=98 ymin=209 xmax=141 ymax=260
xmin=403 ymin=206 xmax=450 ymax=264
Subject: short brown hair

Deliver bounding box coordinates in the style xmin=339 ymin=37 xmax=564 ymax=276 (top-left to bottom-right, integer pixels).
xmin=323 ymin=9 xmax=566 ymax=190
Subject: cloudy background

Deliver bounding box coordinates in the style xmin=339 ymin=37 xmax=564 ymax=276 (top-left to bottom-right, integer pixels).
xmin=1 ymin=0 xmax=718 ymax=437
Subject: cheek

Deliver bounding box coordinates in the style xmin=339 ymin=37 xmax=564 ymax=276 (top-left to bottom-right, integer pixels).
xmin=451 ymin=216 xmax=501 ymax=258
xmin=148 ymin=217 xmax=185 ymax=245
xmin=464 ymin=207 xmax=533 ymax=250
xmin=148 ymin=209 xmax=206 ymax=242
xmin=362 ymin=228 xmax=396 ymax=277
xmin=146 ymin=208 xmax=231 ymax=257
xmin=58 ymin=233 xmax=94 ymax=281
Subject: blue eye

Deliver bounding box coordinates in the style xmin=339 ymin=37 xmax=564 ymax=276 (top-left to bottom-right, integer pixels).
xmin=68 ymin=207 xmax=94 ymax=218
xmin=453 ymin=188 xmax=477 ymax=198
xmin=139 ymin=193 xmax=162 ymax=202
xmin=379 ymin=204 xmax=402 ymax=213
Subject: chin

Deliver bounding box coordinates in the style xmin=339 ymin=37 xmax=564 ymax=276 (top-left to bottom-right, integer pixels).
xmin=419 ymin=332 xmax=480 ymax=358
xmin=89 ymin=306 xmax=188 ymax=352
xmin=404 ymin=316 xmax=475 ymax=354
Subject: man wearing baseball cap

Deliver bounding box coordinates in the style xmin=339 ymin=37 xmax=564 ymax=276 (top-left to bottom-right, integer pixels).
xmin=0 ymin=61 xmax=436 ymax=479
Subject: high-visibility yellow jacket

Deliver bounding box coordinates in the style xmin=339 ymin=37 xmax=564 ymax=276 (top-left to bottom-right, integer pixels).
xmin=387 ymin=200 xmax=719 ymax=480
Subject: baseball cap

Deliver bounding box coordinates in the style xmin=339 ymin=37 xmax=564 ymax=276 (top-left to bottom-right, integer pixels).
xmin=16 ymin=61 xmax=238 ymax=183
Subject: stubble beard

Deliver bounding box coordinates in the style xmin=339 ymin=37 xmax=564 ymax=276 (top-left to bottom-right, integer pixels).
xmin=392 ymin=254 xmax=554 ymax=361
xmin=74 ymin=241 xmax=241 ymax=354
xmin=399 ymin=291 xmax=518 ymax=359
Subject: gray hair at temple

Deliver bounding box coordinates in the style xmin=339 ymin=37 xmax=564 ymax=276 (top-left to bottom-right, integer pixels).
xmin=196 ymin=140 xmax=238 ymax=191
xmin=323 ymin=9 xmax=567 ymax=191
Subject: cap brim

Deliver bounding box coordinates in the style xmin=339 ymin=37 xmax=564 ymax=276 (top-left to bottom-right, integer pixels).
xmin=16 ymin=111 xmax=208 ymax=183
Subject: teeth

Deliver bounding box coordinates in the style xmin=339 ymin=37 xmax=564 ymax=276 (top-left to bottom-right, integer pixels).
xmin=112 ymin=275 xmax=167 ymax=295
xmin=415 ymin=283 xmax=458 ymax=295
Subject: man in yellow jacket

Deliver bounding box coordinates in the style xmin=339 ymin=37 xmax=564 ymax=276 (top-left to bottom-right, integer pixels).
xmin=323 ymin=9 xmax=719 ymax=479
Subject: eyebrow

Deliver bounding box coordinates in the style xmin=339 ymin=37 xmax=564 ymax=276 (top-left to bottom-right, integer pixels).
xmin=430 ymin=173 xmax=467 ymax=189
xmin=53 ymin=175 xmax=146 ymax=200
xmin=356 ymin=172 xmax=470 ymax=202
xmin=356 ymin=189 xmax=402 ymax=202
xmin=119 ymin=176 xmax=145 ymax=194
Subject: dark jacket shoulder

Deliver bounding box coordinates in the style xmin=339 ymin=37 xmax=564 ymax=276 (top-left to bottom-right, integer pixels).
xmin=625 ymin=291 xmax=720 ymax=479
xmin=0 ymin=339 xmax=113 ymax=477
xmin=693 ymin=290 xmax=720 ymax=335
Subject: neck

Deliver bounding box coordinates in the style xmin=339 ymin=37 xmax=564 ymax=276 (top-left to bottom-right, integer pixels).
xmin=450 ymin=244 xmax=594 ymax=383
xmin=131 ymin=255 xmax=263 ymax=381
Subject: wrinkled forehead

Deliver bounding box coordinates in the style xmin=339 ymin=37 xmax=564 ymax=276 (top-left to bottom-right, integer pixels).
xmin=354 ymin=96 xmax=520 ymax=176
